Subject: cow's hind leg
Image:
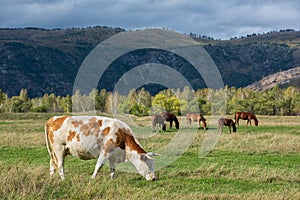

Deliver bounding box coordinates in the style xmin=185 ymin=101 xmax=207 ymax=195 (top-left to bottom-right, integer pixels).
xmin=49 ymin=158 xmax=56 ymax=177
xmin=53 ymin=144 xmax=67 ymax=180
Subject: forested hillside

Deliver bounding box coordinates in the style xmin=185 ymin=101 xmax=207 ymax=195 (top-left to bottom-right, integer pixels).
xmin=0 ymin=27 xmax=300 ymax=97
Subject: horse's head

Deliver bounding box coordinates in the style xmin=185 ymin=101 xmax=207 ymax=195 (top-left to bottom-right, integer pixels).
xmin=175 ymin=121 xmax=179 ymax=129
xmin=254 ymin=120 xmax=258 ymax=126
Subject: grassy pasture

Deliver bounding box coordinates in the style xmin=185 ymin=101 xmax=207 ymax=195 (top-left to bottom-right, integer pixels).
xmin=0 ymin=113 xmax=299 ymax=199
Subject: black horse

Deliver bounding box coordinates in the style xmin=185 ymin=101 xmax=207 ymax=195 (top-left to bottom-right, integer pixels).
xmin=161 ymin=112 xmax=179 ymax=130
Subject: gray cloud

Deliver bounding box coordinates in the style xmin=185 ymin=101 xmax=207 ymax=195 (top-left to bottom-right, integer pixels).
xmin=0 ymin=0 xmax=299 ymax=39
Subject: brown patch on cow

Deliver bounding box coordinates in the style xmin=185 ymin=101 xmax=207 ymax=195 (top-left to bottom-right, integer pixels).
xmin=80 ymin=124 xmax=90 ymax=136
xmin=79 ymin=117 xmax=102 ymax=137
xmin=76 ymin=134 xmax=80 ymax=142
xmin=115 ymin=128 xmax=146 ymax=154
xmin=103 ymin=139 xmax=115 ymax=157
xmin=102 ymin=127 xmax=110 ymax=136
xmin=46 ymin=116 xmax=69 ymax=145
xmin=52 ymin=115 xmax=69 ymax=131
xmin=71 ymin=120 xmax=83 ymax=128
xmin=67 ymin=130 xmax=76 ymax=142
xmin=98 ymin=120 xmax=103 ymax=127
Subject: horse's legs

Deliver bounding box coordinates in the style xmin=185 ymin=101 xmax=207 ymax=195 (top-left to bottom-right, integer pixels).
xmin=235 ymin=118 xmax=239 ymax=126
xmin=170 ymin=120 xmax=173 ymax=129
xmin=228 ymin=126 xmax=231 ymax=133
xmin=152 ymin=123 xmax=156 ymax=133
xmin=187 ymin=118 xmax=191 ymax=127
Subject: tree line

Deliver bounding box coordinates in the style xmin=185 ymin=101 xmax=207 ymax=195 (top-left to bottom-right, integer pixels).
xmin=0 ymin=85 xmax=299 ymax=116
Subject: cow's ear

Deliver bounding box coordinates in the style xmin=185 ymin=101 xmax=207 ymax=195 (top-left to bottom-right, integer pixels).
xmin=147 ymin=152 xmax=161 ymax=157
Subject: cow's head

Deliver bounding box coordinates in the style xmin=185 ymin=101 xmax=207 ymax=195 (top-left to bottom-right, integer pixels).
xmin=130 ymin=152 xmax=159 ymax=181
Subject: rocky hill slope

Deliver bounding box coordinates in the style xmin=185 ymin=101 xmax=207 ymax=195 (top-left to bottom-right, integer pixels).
xmin=0 ymin=27 xmax=299 ymax=97
xmin=246 ymin=66 xmax=300 ymax=91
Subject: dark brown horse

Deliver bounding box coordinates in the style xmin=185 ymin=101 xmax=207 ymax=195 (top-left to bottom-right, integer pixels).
xmin=161 ymin=112 xmax=179 ymax=130
xmin=218 ymin=118 xmax=236 ymax=134
xmin=235 ymin=112 xmax=258 ymax=126
xmin=186 ymin=113 xmax=207 ymax=129
xmin=152 ymin=114 xmax=166 ymax=132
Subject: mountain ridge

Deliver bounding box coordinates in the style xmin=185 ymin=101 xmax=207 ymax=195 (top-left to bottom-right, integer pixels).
xmin=0 ymin=26 xmax=299 ymax=97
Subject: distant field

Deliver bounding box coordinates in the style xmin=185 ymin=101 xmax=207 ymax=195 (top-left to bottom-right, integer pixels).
xmin=0 ymin=113 xmax=299 ymax=199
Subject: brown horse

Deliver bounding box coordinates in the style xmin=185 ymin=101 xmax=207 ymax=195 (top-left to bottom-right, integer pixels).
xmin=235 ymin=112 xmax=258 ymax=126
xmin=152 ymin=114 xmax=166 ymax=132
xmin=161 ymin=112 xmax=179 ymax=130
xmin=218 ymin=118 xmax=236 ymax=134
xmin=186 ymin=113 xmax=207 ymax=129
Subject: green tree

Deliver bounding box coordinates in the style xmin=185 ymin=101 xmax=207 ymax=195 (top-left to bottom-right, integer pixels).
xmin=127 ymin=88 xmax=151 ymax=116
xmin=0 ymin=89 xmax=7 ymax=112
xmin=95 ymin=89 xmax=108 ymax=112
xmin=61 ymin=95 xmax=72 ymax=113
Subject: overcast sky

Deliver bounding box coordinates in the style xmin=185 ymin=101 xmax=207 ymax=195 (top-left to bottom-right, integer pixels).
xmin=0 ymin=0 xmax=299 ymax=39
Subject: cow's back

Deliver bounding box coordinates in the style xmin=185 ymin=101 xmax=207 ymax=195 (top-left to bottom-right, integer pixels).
xmin=46 ymin=116 xmax=128 ymax=160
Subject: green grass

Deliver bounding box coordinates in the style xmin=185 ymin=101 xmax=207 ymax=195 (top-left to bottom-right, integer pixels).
xmin=0 ymin=114 xmax=299 ymax=199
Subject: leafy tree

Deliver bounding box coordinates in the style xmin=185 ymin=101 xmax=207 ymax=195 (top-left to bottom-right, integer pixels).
xmin=127 ymin=88 xmax=151 ymax=116
xmin=61 ymin=95 xmax=72 ymax=113
xmin=0 ymin=89 xmax=7 ymax=112
xmin=152 ymin=91 xmax=181 ymax=115
xmin=95 ymin=89 xmax=108 ymax=112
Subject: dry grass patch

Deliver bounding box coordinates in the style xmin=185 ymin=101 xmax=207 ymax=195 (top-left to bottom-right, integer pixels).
xmin=218 ymin=132 xmax=300 ymax=153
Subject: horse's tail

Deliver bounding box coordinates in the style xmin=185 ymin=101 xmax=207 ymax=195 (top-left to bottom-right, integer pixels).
xmin=234 ymin=112 xmax=239 ymax=125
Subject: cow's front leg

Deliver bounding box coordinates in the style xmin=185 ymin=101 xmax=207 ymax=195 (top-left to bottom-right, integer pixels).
xmin=91 ymin=152 xmax=110 ymax=179
xmin=109 ymin=160 xmax=116 ymax=179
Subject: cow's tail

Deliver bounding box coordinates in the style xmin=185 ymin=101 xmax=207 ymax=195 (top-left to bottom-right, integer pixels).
xmin=45 ymin=121 xmax=57 ymax=168
xmin=45 ymin=123 xmax=51 ymax=155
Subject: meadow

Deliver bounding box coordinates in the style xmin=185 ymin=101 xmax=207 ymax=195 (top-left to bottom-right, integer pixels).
xmin=0 ymin=113 xmax=299 ymax=199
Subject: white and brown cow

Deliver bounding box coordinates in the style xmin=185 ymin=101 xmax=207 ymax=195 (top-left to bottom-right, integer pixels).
xmin=45 ymin=115 xmax=157 ymax=181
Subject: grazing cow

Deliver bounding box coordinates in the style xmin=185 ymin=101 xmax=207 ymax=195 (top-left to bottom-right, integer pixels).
xmin=186 ymin=113 xmax=207 ymax=129
xmin=45 ymin=115 xmax=157 ymax=181
xmin=218 ymin=118 xmax=236 ymax=134
xmin=152 ymin=114 xmax=166 ymax=132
